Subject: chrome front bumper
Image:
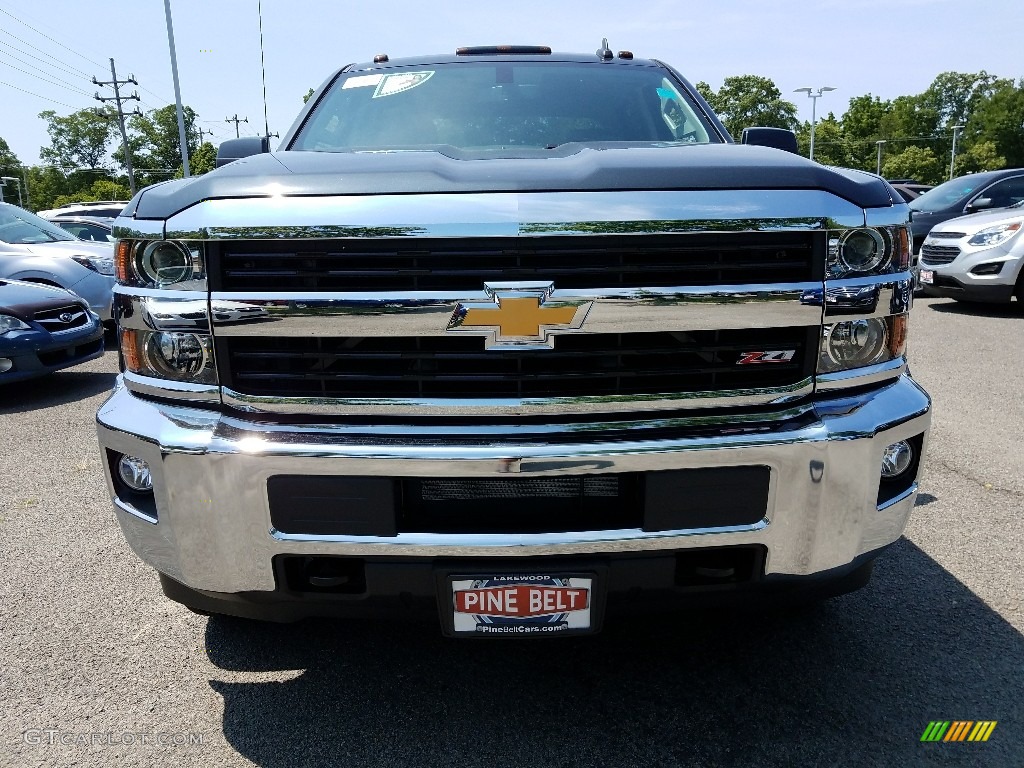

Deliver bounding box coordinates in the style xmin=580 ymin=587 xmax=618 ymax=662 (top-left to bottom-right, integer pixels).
xmin=96 ymin=375 xmax=931 ymax=594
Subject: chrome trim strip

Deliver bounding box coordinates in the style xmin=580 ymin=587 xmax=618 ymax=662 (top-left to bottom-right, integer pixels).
xmin=877 ymin=483 xmax=918 ymax=512
xmin=112 ymin=217 xmax=164 ymax=240
xmin=209 ymin=283 xmax=824 ymax=336
xmin=123 ymin=371 xmax=221 ymax=403
xmin=221 ymin=378 xmax=815 ymax=416
xmin=270 ymin=519 xmax=770 ymax=547
xmin=114 ymin=497 xmax=158 ymax=525
xmin=114 ymin=289 xmax=210 ymax=331
xmin=164 ymin=189 xmax=867 ymax=240
xmin=816 ymin=357 xmax=906 ymax=391
xmin=819 ymin=275 xmax=914 ymax=321
xmin=865 ymin=205 xmax=911 ymax=229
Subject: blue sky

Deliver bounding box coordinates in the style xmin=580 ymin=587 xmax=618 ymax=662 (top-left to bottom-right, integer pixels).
xmin=1 ymin=0 xmax=1022 ymax=167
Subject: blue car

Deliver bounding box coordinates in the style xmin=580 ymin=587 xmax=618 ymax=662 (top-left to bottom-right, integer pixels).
xmin=0 ymin=278 xmax=105 ymax=383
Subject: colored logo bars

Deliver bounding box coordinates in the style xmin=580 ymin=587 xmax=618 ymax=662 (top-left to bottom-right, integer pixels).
xmin=920 ymin=721 xmax=997 ymax=742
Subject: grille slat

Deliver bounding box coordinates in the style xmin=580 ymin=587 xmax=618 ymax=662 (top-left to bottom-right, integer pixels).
xmin=33 ymin=304 xmax=89 ymax=332
xmin=920 ymin=244 xmax=961 ymax=265
xmin=215 ymin=232 xmax=820 ymax=291
xmin=222 ymin=328 xmax=812 ymax=400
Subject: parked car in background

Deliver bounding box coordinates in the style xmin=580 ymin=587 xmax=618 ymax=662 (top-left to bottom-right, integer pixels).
xmin=909 ymin=169 xmax=1024 ymax=252
xmin=890 ymin=183 xmax=932 ymax=203
xmin=0 ymin=201 xmax=115 ymax=322
xmin=0 ymin=278 xmax=104 ymax=383
xmin=46 ymin=216 xmax=115 ymax=243
xmin=919 ymin=200 xmax=1024 ymax=306
xmin=36 ymin=201 xmax=129 ymax=220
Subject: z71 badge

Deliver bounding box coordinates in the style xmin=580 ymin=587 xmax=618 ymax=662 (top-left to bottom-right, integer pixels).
xmin=736 ymin=350 xmax=797 ymax=364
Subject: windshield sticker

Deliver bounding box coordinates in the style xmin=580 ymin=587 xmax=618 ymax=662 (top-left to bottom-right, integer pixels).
xmin=656 ymin=87 xmax=676 ymax=101
xmin=373 ymin=71 xmax=434 ymax=98
xmin=342 ymin=74 xmax=384 ymax=89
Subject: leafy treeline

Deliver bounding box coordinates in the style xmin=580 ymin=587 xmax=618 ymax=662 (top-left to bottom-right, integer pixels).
xmin=698 ymin=71 xmax=1024 ymax=184
xmin=2 ymin=71 xmax=1022 ymax=211
xmin=1 ymin=104 xmax=218 ymax=211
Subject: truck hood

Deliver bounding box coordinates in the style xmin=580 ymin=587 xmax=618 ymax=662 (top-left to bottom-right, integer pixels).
xmin=127 ymin=144 xmax=899 ymax=219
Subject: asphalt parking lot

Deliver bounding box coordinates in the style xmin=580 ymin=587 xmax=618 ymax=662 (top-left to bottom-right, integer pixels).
xmin=1 ymin=297 xmax=1022 ymax=768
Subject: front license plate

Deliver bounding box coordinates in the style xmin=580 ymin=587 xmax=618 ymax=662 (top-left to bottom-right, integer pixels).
xmin=447 ymin=574 xmax=595 ymax=637
xmin=920 ymin=269 xmax=934 ymax=284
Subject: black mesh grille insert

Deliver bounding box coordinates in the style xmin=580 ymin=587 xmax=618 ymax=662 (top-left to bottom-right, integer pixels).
xmin=214 ymin=232 xmax=823 ymax=292
xmin=220 ymin=327 xmax=815 ymax=400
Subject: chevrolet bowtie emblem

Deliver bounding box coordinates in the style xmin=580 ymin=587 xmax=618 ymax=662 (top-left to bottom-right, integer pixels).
xmin=447 ymin=282 xmax=592 ymax=350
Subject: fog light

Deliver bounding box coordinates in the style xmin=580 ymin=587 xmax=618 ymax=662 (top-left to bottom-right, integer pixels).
xmin=145 ymin=332 xmax=208 ymax=379
xmin=881 ymin=441 xmax=913 ymax=478
xmin=0 ymin=358 xmax=12 ymax=373
xmin=118 ymin=455 xmax=153 ymax=492
xmin=826 ymin=318 xmax=888 ymax=367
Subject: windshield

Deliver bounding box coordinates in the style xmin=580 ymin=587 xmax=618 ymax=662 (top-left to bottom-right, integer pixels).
xmin=292 ymin=61 xmax=720 ymax=152
xmin=0 ymin=204 xmax=76 ymax=245
xmin=909 ymin=176 xmax=991 ymax=213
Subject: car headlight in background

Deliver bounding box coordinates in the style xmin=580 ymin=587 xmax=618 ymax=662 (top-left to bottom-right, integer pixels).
xmin=967 ymin=221 xmax=1021 ymax=247
xmin=818 ymin=314 xmax=908 ymax=374
xmin=0 ymin=314 xmax=31 ymax=334
xmin=120 ymin=329 xmax=217 ymax=385
xmin=70 ymin=254 xmax=115 ymax=276
xmin=115 ymin=240 xmax=205 ymax=288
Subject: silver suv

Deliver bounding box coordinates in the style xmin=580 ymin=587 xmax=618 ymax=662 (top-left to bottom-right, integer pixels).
xmin=919 ymin=201 xmax=1024 ymax=305
xmin=0 ymin=202 xmax=115 ymax=321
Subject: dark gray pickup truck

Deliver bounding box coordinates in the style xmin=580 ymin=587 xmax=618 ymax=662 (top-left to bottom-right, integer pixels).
xmin=97 ymin=44 xmax=930 ymax=636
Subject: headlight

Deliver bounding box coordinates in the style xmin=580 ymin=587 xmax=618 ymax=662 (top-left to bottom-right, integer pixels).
xmin=967 ymin=221 xmax=1021 ymax=247
xmin=818 ymin=314 xmax=908 ymax=374
xmin=0 ymin=314 xmax=31 ymax=334
xmin=115 ymin=240 xmax=205 ymax=288
xmin=70 ymin=254 xmax=115 ymax=276
xmin=120 ymin=329 xmax=217 ymax=384
xmin=838 ymin=229 xmax=886 ymax=273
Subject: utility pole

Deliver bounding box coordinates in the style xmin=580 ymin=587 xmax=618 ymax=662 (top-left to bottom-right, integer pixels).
xmin=164 ymin=0 xmax=190 ymax=178
xmin=225 ymin=114 xmax=248 ymax=138
xmin=193 ymin=126 xmax=216 ymax=144
xmin=949 ymin=125 xmax=964 ymax=181
xmin=875 ymin=140 xmax=886 ymax=176
xmin=93 ymin=59 xmax=141 ymax=195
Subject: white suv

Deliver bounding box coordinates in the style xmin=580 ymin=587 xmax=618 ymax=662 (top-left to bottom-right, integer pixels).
xmin=919 ymin=201 xmax=1024 ymax=306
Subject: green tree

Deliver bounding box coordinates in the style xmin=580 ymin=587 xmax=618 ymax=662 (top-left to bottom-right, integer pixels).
xmin=796 ymin=114 xmax=851 ymax=167
xmin=115 ymin=105 xmax=199 ymax=186
xmin=970 ymin=79 xmax=1024 ymax=167
xmin=24 ymin=165 xmax=70 ymax=211
xmin=954 ymin=140 xmax=1006 ymax=176
xmin=696 ymin=75 xmax=798 ymax=138
xmin=38 ymin=109 xmax=114 ymax=171
xmin=302 ymin=87 xmax=315 ymax=104
xmin=52 ymin=178 xmax=132 ymax=208
xmin=882 ymin=146 xmax=945 ymax=185
xmin=174 ymin=142 xmax=217 ymax=177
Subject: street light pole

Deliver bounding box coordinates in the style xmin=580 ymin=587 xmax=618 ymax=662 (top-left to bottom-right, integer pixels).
xmin=949 ymin=125 xmax=964 ymax=180
xmin=794 ymin=86 xmax=836 ymax=162
xmin=876 ymin=140 xmax=886 ymax=176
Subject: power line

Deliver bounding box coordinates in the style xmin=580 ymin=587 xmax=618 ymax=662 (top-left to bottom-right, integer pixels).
xmin=0 ymin=78 xmax=75 ymax=108
xmin=0 ymin=57 xmax=93 ymax=97
xmin=0 ymin=4 xmax=106 ymax=71
xmin=0 ymin=37 xmax=92 ymax=81
xmin=93 ymin=59 xmax=142 ymax=195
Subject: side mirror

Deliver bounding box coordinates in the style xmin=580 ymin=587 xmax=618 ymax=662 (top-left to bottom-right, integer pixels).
xmin=965 ymin=197 xmax=992 ymax=213
xmin=216 ymin=136 xmax=271 ymax=168
xmin=740 ymin=127 xmax=799 ymax=154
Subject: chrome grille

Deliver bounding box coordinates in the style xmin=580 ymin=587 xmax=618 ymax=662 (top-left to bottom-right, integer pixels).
xmin=214 ymin=232 xmax=823 ymax=292
xmin=920 ymin=244 xmax=960 ymax=265
xmin=219 ymin=327 xmax=815 ymax=401
xmin=33 ymin=304 xmax=88 ymax=332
